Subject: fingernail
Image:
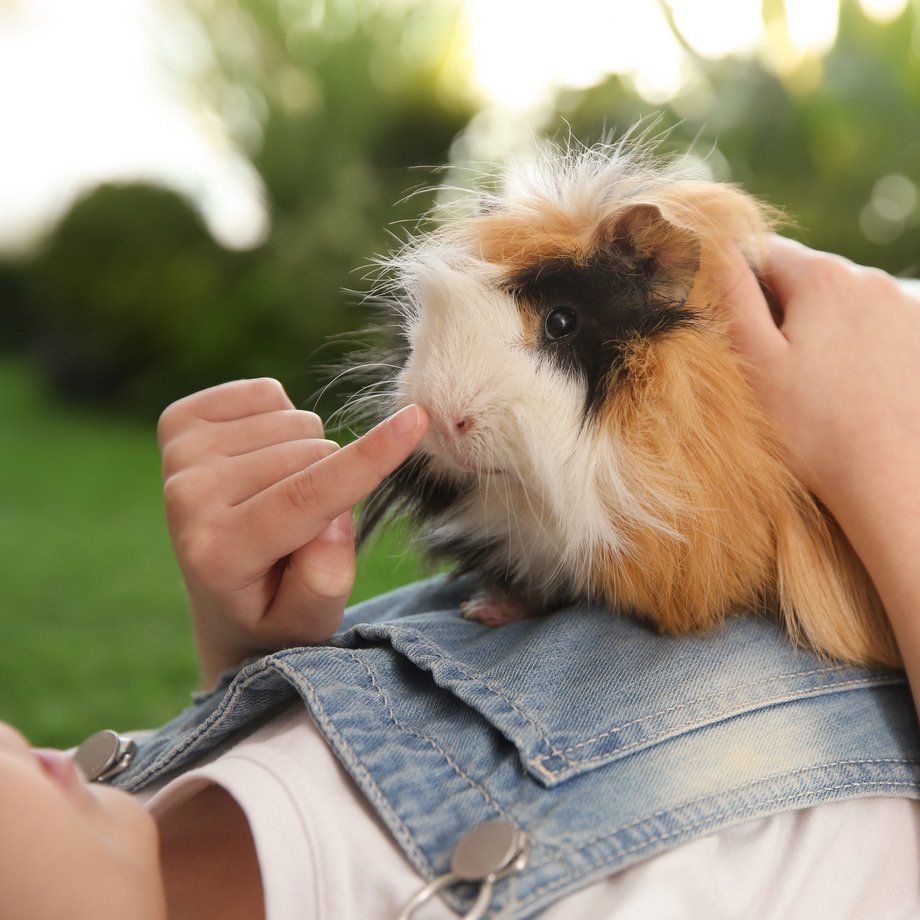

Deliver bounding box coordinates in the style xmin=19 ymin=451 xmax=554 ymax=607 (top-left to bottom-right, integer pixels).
xmin=318 ymin=511 xmax=354 ymax=544
xmin=387 ymin=404 xmax=423 ymax=439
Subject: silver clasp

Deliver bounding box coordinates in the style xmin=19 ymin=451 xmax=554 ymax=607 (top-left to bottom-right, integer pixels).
xmin=396 ymin=820 xmax=528 ymax=920
xmin=73 ymin=730 xmax=137 ymax=782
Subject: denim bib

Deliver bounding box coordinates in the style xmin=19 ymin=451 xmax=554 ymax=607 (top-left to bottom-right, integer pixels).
xmin=114 ymin=576 xmax=920 ymax=918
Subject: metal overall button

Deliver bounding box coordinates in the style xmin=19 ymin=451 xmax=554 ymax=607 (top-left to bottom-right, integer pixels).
xmin=73 ymin=730 xmax=137 ymax=782
xmin=396 ymin=819 xmax=529 ymax=920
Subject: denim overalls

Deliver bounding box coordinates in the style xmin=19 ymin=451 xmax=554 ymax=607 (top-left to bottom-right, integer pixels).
xmin=113 ymin=576 xmax=920 ymax=918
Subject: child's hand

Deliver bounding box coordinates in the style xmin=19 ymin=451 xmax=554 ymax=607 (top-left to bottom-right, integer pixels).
xmin=722 ymin=238 xmax=920 ymax=694
xmin=158 ymin=378 xmax=427 ymax=686
xmin=721 ymin=236 xmax=920 ymax=533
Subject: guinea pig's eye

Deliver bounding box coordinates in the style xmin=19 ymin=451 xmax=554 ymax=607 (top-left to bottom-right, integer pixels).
xmin=544 ymin=306 xmax=578 ymax=341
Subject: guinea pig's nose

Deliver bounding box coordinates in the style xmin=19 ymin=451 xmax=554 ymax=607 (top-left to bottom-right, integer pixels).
xmin=427 ymin=408 xmax=475 ymax=443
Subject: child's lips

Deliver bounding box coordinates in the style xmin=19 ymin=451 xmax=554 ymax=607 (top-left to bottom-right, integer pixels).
xmin=32 ymin=747 xmax=89 ymax=796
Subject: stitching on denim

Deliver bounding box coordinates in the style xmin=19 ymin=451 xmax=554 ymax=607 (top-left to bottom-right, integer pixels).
xmin=550 ymin=667 xmax=884 ymax=755
xmin=365 ymin=625 xmax=904 ymax=778
xmin=132 ymin=660 xmax=284 ymax=786
xmin=366 ymin=625 xmax=903 ymax=779
xmin=269 ymin=657 xmax=429 ymax=870
xmin=384 ymin=625 xmax=565 ymax=759
xmin=340 ymin=646 xmax=517 ymax=824
xmin=518 ymin=775 xmax=920 ymax=911
xmin=530 ymin=674 xmax=904 ymax=774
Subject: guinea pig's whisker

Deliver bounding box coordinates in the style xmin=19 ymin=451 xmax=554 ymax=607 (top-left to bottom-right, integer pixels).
xmin=327 ymin=375 xmax=398 ymax=426
xmin=327 ymin=394 xmax=392 ymax=433
xmin=323 ymin=362 xmax=399 ymax=392
xmin=312 ymin=362 xmax=399 ymax=411
xmin=337 ymin=375 xmax=399 ymax=402
xmin=328 ymin=374 xmax=393 ymax=406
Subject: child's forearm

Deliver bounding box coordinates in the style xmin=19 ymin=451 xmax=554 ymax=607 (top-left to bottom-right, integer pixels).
xmin=833 ymin=474 xmax=920 ymax=705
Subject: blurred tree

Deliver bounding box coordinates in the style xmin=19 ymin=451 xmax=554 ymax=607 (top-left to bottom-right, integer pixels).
xmin=11 ymin=0 xmax=473 ymax=417
xmin=25 ymin=184 xmax=248 ymax=413
xmin=0 ymin=258 xmax=31 ymax=351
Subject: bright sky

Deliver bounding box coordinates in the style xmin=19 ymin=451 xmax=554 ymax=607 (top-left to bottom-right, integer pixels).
xmin=0 ymin=0 xmax=910 ymax=255
xmin=0 ymin=0 xmax=267 ymax=252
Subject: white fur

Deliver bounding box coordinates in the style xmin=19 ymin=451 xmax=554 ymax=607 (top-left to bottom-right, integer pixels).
xmin=388 ymin=241 xmax=669 ymax=598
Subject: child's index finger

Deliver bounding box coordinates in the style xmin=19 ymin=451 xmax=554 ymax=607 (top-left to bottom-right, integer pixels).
xmin=304 ymin=404 xmax=428 ymax=515
xmin=238 ymin=405 xmax=429 ymax=564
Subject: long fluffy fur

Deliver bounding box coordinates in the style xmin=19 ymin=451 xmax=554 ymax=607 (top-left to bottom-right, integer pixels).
xmin=349 ymin=138 xmax=900 ymax=668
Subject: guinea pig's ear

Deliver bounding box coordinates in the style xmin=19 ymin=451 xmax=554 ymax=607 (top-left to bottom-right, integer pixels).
xmin=600 ymin=203 xmax=701 ymax=304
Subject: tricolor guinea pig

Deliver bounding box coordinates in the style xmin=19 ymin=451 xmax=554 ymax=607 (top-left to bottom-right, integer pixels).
xmin=350 ymin=140 xmax=900 ymax=668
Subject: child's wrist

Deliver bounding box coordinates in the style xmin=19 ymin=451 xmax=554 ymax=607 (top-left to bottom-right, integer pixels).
xmin=189 ymin=601 xmax=263 ymax=689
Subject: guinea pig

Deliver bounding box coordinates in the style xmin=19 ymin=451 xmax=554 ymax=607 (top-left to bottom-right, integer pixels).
xmin=348 ymin=139 xmax=900 ymax=669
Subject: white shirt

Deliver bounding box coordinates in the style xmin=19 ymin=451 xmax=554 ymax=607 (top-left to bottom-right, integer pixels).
xmin=147 ymin=703 xmax=920 ymax=919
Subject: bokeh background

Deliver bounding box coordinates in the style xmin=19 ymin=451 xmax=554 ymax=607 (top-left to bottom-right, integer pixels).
xmin=2 ymin=0 xmax=918 ymax=747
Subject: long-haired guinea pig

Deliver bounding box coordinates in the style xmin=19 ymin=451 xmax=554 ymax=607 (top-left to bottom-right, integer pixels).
xmin=347 ymin=139 xmax=900 ymax=669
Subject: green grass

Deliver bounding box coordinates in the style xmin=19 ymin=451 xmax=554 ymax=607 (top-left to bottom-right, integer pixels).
xmin=0 ymin=359 xmax=428 ymax=748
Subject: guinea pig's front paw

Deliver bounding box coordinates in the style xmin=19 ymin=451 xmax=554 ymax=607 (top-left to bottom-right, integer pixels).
xmin=460 ymin=594 xmax=529 ymax=628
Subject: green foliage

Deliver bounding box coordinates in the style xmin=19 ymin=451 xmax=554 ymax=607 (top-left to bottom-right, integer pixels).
xmin=0 ymin=258 xmax=31 ymax=350
xmin=24 ymin=185 xmax=243 ymax=414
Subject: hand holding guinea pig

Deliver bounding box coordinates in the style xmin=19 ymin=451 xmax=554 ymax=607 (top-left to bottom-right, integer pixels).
xmin=353 ymin=141 xmax=907 ymax=668
xmin=722 ymin=236 xmax=920 ymax=528
xmin=722 ymin=236 xmax=920 ymax=701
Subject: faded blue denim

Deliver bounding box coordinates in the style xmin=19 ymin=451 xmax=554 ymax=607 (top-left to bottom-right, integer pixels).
xmin=114 ymin=576 xmax=920 ymax=918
